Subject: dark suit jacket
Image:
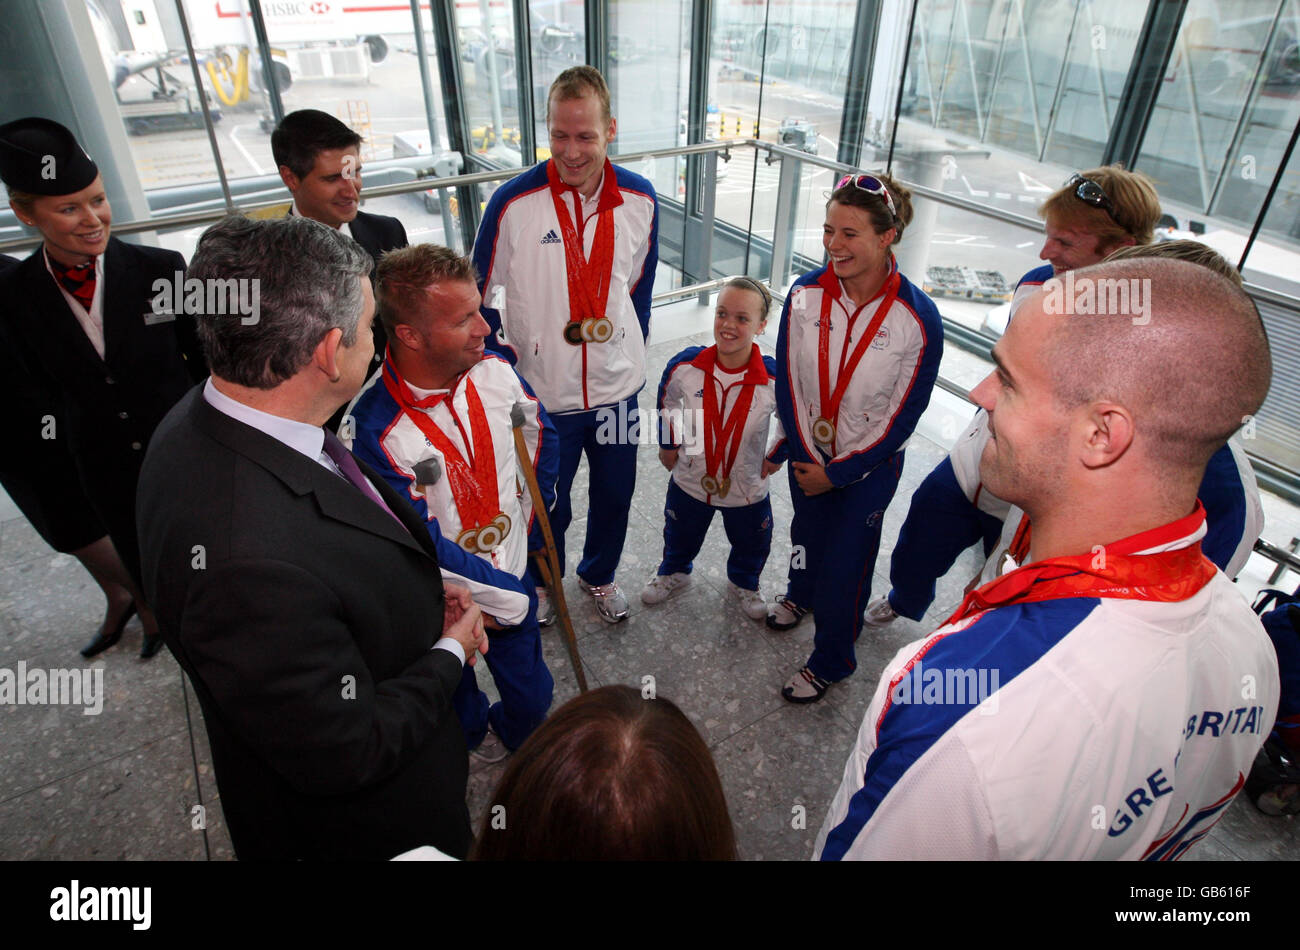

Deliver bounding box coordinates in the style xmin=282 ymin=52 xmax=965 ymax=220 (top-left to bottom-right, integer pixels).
xmin=5 ymin=238 xmax=206 ymax=578
xmin=137 ymin=387 xmax=471 ymax=861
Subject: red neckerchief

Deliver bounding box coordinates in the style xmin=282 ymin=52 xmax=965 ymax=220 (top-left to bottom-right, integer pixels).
xmin=815 ymin=263 xmax=900 ymax=455
xmin=47 ymin=250 xmax=97 ymax=312
xmin=945 ymin=502 xmax=1217 ymax=627
xmin=547 ymin=159 xmax=622 ymax=335
xmin=690 ymin=343 xmax=768 ymax=492
xmin=381 ymin=360 xmax=500 ymax=530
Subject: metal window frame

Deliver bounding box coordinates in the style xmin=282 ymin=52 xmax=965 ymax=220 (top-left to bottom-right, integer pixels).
xmin=1102 ymin=0 xmax=1188 ymax=168
xmin=837 ymin=0 xmax=884 ymax=170
xmin=511 ymin=0 xmax=537 ymax=165
xmin=428 ymin=0 xmax=482 ymax=244
xmin=586 ymin=0 xmax=608 ymax=76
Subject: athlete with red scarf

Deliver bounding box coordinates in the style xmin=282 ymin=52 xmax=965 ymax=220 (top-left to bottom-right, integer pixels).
xmin=816 ymin=258 xmax=1278 ymax=860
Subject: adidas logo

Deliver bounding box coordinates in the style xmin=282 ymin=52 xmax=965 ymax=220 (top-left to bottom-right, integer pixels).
xmin=540 ymin=229 xmax=562 ymax=245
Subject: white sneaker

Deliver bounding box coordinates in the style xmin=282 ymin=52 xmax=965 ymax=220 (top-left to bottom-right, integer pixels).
xmin=641 ymin=573 xmax=691 ymax=605
xmin=578 ymin=578 xmax=630 ymax=623
xmin=728 ymin=583 xmax=768 ymax=620
xmin=862 ymin=596 xmax=899 ymax=628
xmin=535 ymin=586 xmax=556 ymax=627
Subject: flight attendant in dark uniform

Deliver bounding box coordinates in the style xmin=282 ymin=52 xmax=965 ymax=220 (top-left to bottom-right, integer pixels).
xmin=0 ymin=252 xmax=139 ymax=657
xmin=0 ymin=117 xmax=207 ymax=658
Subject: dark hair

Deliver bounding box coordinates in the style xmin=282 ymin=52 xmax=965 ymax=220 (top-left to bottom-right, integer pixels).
xmin=722 ymin=275 xmax=772 ymax=320
xmin=826 ymin=171 xmax=913 ymax=245
xmin=188 ymin=214 xmax=371 ymax=389
xmin=376 ymin=244 xmax=478 ymax=337
xmin=472 ymin=685 xmax=737 ymax=860
xmin=271 ymin=109 xmax=363 ymax=180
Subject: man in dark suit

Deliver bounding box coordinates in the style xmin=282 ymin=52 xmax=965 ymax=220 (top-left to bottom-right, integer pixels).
xmin=137 ymin=215 xmax=487 ymax=861
xmin=271 ymin=109 xmax=408 ymax=374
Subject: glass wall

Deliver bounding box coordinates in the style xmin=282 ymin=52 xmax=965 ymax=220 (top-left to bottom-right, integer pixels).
xmin=530 ymin=0 xmax=587 ymax=152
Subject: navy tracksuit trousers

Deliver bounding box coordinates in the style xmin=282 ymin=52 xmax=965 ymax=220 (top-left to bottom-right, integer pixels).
xmin=657 ymin=476 xmax=773 ymax=591
xmin=786 ymin=451 xmax=906 ymax=683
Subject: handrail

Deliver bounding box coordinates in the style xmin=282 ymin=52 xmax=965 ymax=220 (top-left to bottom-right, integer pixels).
xmin=0 ymin=139 xmax=749 ymax=252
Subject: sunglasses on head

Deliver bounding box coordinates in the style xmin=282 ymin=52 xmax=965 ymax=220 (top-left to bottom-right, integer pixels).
xmin=1065 ymin=173 xmax=1122 ymax=227
xmin=836 ymin=173 xmax=897 ymax=220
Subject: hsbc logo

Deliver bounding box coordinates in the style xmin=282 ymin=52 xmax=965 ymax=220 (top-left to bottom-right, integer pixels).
xmin=261 ymin=1 xmax=329 ymax=16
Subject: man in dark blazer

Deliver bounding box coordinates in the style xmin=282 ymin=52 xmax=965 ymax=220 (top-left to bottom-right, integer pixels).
xmin=272 ymin=109 xmax=408 ymax=372
xmin=138 ymin=215 xmax=487 ymax=861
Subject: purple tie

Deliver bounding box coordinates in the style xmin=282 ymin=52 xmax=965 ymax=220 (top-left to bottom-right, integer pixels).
xmin=321 ymin=429 xmax=403 ymax=525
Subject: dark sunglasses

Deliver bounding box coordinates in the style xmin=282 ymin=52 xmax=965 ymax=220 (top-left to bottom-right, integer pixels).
xmin=836 ymin=173 xmax=897 ymax=220
xmin=1065 ymin=173 xmax=1122 ymax=227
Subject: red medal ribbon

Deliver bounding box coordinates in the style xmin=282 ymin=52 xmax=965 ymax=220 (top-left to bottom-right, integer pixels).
xmin=547 ymin=159 xmax=618 ymax=333
xmin=382 ymin=362 xmax=500 ymax=529
xmin=945 ymin=502 xmax=1217 ymax=627
xmin=691 ymin=344 xmax=768 ymax=491
xmin=815 ymin=267 xmax=901 ymax=454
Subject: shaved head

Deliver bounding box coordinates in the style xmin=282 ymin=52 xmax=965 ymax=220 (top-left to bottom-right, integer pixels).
xmin=1040 ymin=258 xmax=1270 ymax=472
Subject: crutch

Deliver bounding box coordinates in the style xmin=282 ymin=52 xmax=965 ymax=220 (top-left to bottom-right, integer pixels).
xmin=510 ymin=403 xmax=588 ymax=692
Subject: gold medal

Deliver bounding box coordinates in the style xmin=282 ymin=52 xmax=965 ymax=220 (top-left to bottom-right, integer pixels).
xmin=456 ymin=526 xmax=480 ymax=552
xmin=563 ymin=321 xmax=584 ymax=346
xmin=700 ymin=474 xmax=720 ymax=495
xmin=475 ymin=522 xmax=503 ymax=552
xmin=812 ymin=416 xmax=836 ymax=446
xmin=492 ymin=512 xmax=512 ymax=539
xmin=717 ymin=476 xmax=731 ymax=499
xmin=589 ymin=316 xmax=614 ymax=343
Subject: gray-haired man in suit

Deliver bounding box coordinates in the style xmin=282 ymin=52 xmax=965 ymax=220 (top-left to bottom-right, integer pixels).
xmin=137 ymin=214 xmax=486 ymax=860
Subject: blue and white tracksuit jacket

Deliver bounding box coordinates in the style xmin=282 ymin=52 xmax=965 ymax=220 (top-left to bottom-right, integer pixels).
xmin=1009 ymin=262 xmax=1054 ymax=320
xmin=816 ymin=519 xmax=1279 ymax=860
xmin=653 ymin=345 xmax=784 ymax=589
xmin=776 ymin=261 xmax=944 ymax=681
xmin=347 ymin=354 xmax=557 ymax=626
xmin=657 ymin=345 xmax=784 ymax=508
xmin=472 ymin=159 xmax=658 ymax=415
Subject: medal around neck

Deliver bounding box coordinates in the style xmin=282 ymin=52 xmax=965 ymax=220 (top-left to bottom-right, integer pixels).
xmin=564 ymin=316 xmax=614 ymax=345
xmin=457 ymin=513 xmax=511 ymax=554
xmin=812 ymin=416 xmax=836 ymax=447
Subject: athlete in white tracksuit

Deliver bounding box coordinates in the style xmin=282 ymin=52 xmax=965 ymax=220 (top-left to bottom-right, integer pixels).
xmin=349 ymin=353 xmax=557 ymax=750
xmin=653 ymin=343 xmax=784 ymax=595
xmin=473 ymin=157 xmax=657 ymax=598
xmin=816 ymin=506 xmax=1279 ymax=859
xmin=775 ymin=258 xmax=944 ymax=686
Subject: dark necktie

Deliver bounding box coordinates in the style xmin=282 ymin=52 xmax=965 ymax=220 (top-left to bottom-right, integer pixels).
xmin=320 ymin=429 xmax=403 ymax=526
xmin=49 ymin=256 xmax=97 ymax=311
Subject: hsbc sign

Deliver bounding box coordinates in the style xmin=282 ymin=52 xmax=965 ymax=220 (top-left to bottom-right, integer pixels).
xmin=260 ymin=1 xmax=339 ymax=25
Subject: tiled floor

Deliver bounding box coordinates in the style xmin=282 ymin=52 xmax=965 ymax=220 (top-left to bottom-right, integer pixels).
xmin=1 ymin=297 xmax=1297 ymax=860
